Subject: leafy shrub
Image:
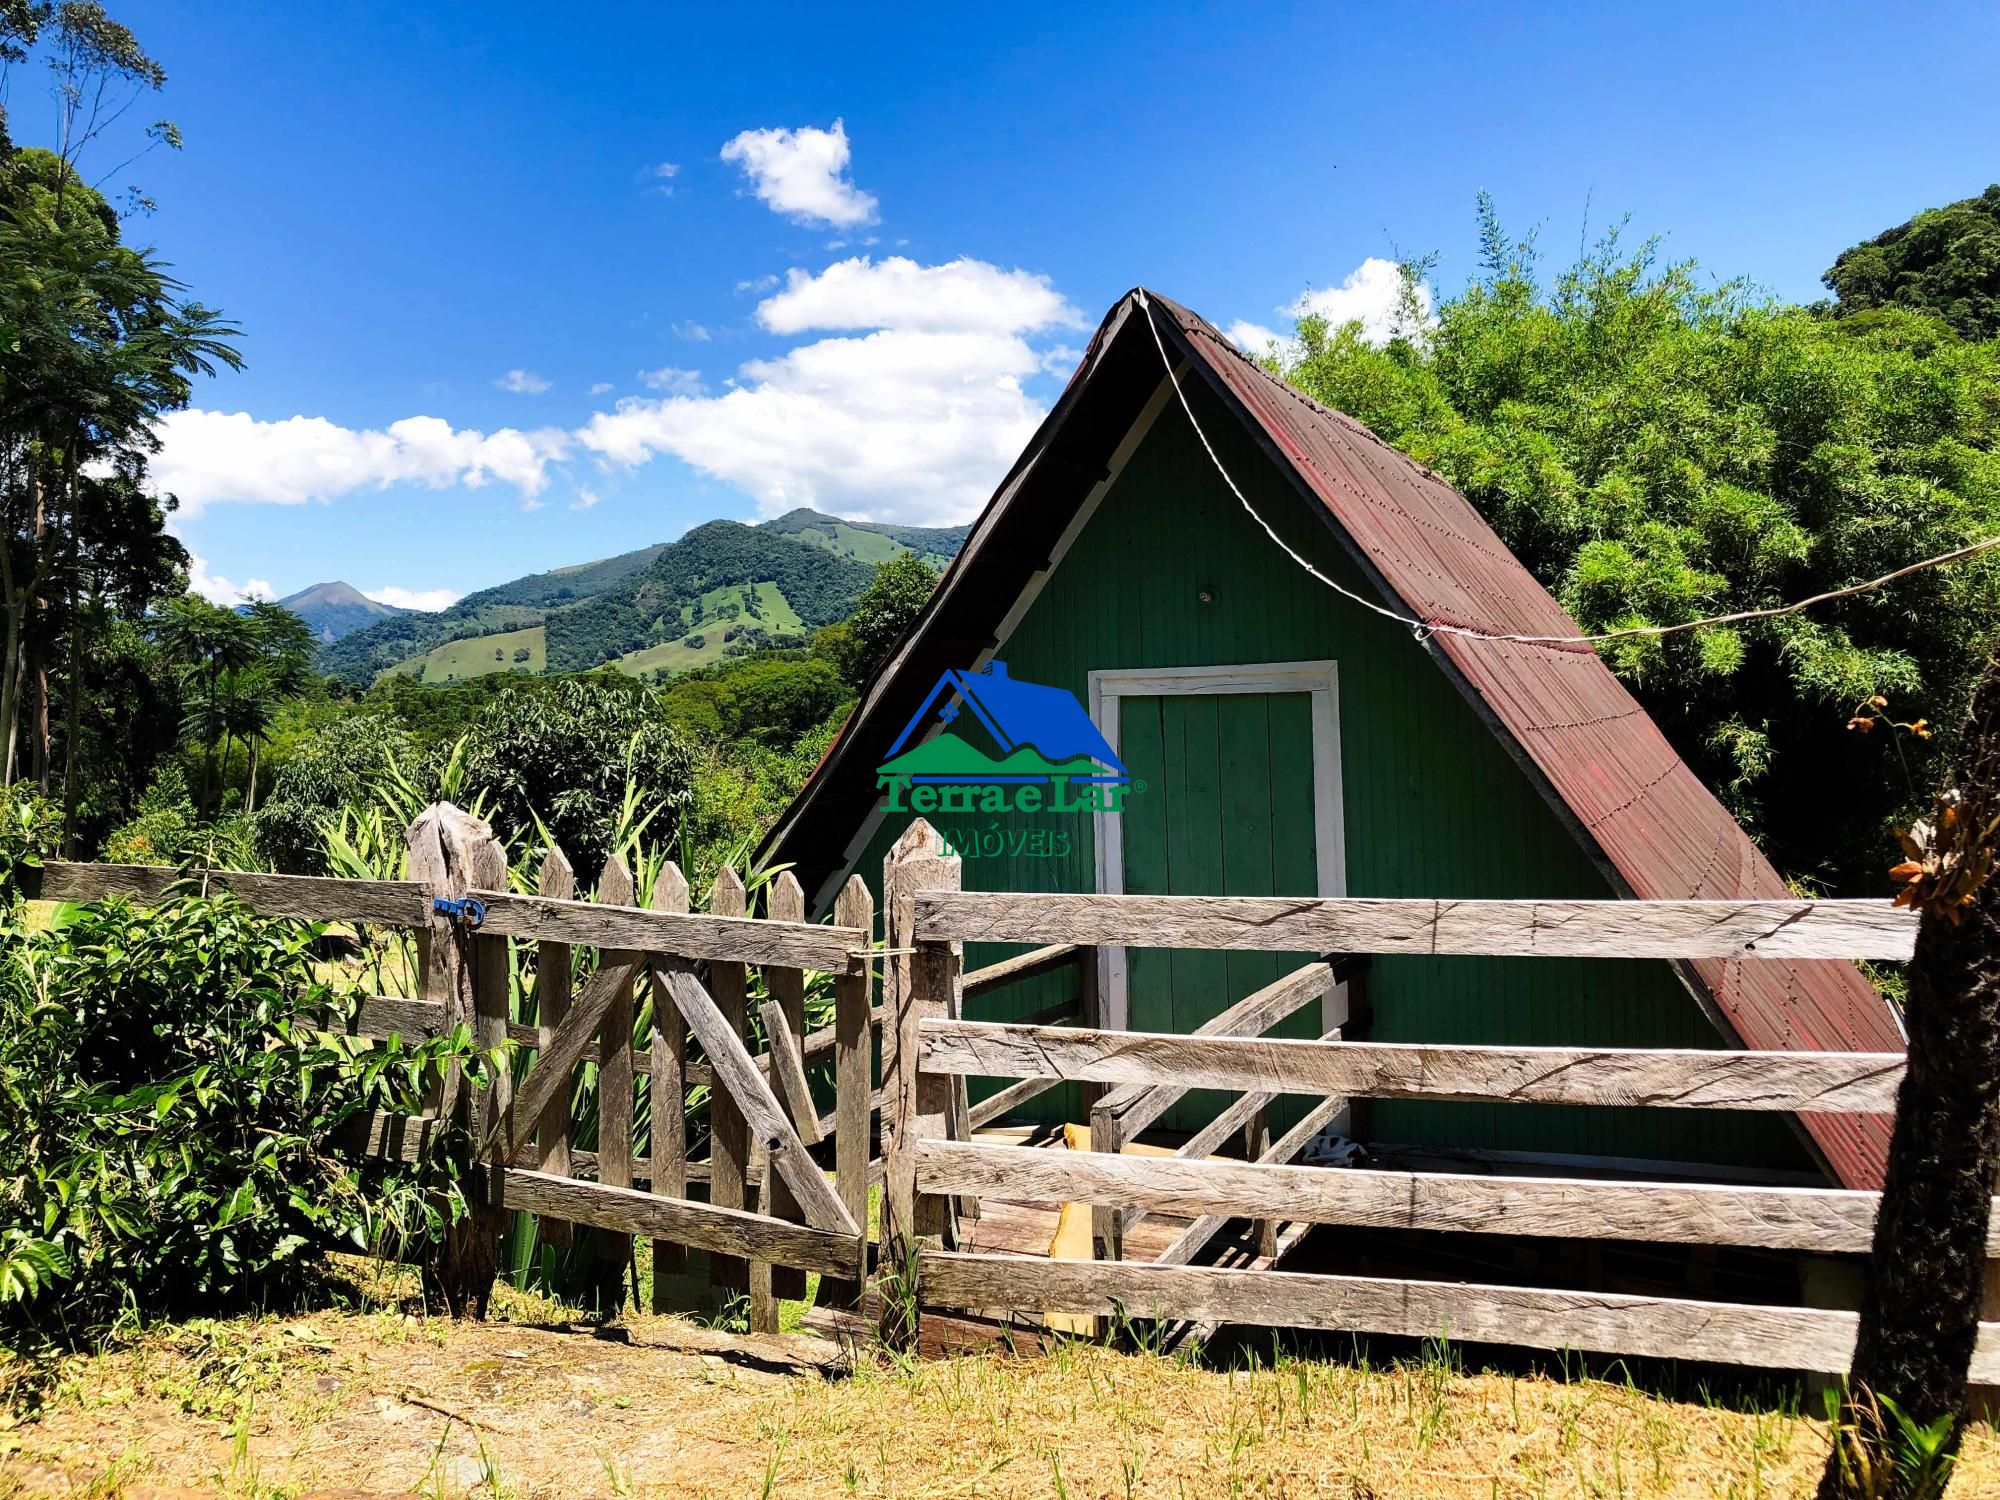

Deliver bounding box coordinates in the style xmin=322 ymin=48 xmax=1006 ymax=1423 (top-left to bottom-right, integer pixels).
xmin=0 ymin=785 xmax=61 ymax=899
xmin=253 ymin=715 xmax=414 ymax=874
xmin=101 ymin=766 xmax=258 ymax=870
xmin=459 ymin=678 xmax=695 ymax=874
xmin=815 ymin=554 xmax=938 ymax=689
xmin=0 ymin=895 xmax=475 ymax=1334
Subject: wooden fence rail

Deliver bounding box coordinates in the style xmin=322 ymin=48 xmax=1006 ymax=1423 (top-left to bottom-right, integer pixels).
xmin=917 ymin=1020 xmax=1908 ymax=1114
xmin=918 ymin=1253 xmax=2000 ymax=1381
xmin=912 ymin=890 xmax=1919 ymax=960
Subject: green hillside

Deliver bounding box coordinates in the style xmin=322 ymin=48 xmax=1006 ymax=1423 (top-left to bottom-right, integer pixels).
xmin=319 ymin=510 xmax=967 ymax=687
xmin=388 ymin=625 xmax=546 ymax=684
xmin=317 ymin=541 xmax=669 ymax=683
xmin=611 ymin=581 xmax=804 ymax=677
xmin=761 ymin=507 xmax=968 ymax=570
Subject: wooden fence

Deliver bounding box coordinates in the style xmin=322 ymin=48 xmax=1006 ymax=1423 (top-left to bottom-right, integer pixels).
xmin=26 ymin=805 xmax=1099 ymax=1334
xmin=33 ymin=805 xmax=882 ymax=1330
xmin=36 ymin=809 xmax=2000 ymax=1379
xmin=876 ymin=825 xmax=2000 ymax=1379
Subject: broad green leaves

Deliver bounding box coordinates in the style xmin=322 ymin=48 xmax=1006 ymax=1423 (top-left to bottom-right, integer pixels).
xmin=0 ymin=893 xmax=479 ymax=1332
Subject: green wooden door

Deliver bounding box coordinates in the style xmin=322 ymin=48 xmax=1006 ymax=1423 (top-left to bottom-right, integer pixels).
xmin=1115 ymin=689 xmax=1326 ymax=1134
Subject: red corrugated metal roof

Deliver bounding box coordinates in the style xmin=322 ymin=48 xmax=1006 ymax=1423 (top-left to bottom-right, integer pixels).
xmin=1151 ymin=291 xmax=1900 ymax=1188
xmin=761 ymin=288 xmax=1903 ymax=1189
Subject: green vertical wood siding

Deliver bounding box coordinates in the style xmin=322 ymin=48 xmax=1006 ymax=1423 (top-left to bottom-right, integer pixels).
xmin=1121 ymin=691 xmax=1321 ymax=1132
xmin=845 ymin=379 xmax=1812 ymax=1173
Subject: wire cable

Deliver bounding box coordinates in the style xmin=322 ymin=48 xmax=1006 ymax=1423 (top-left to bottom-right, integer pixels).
xmin=1133 ymin=288 xmax=2000 ymax=650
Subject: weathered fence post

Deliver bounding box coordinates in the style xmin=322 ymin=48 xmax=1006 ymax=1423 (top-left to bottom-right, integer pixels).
xmin=1083 ymin=948 xmax=1123 ymax=1263
xmin=406 ymin=802 xmax=510 ymax=1317
xmin=531 ymin=844 xmax=575 ymax=1248
xmin=1076 ymin=948 xmax=1103 ymax=1117
xmin=826 ymin=875 xmax=875 ymax=1306
xmin=648 ymin=860 xmax=691 ymax=1306
xmin=706 ymin=867 xmax=753 ymax=1306
xmin=762 ymin=871 xmax=811 ymax=1306
xmin=593 ymin=854 xmax=637 ymax=1308
xmin=1088 ymin=1099 xmax=1123 ymax=1263
xmin=882 ymin=819 xmax=962 ymax=1314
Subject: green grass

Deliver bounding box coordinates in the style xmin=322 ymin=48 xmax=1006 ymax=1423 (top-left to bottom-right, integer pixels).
xmin=783 ymin=520 xmax=907 ymax=566
xmin=784 ymin=519 xmax=953 ymax=571
xmin=387 ymin=624 xmax=546 ymax=683
xmin=613 ymin=582 xmax=804 ymax=678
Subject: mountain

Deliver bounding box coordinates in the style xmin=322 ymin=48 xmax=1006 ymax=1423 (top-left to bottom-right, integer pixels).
xmin=274 ymin=582 xmax=416 ymax=644
xmin=760 ymin=508 xmax=969 ymax=571
xmin=316 ymin=510 xmax=967 ymax=687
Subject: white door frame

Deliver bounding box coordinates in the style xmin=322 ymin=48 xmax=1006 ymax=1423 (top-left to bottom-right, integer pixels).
xmin=1085 ymin=660 xmax=1347 ymax=1031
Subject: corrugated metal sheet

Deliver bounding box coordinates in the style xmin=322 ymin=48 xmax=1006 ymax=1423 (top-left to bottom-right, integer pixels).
xmin=1152 ymin=292 xmax=1900 ymax=1188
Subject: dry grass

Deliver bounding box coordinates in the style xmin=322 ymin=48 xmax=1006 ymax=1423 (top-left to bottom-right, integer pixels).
xmin=7 ymin=1267 xmax=2000 ymax=1498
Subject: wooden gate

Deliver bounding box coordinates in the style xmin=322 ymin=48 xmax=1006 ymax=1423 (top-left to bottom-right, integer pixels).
xmin=31 ymin=803 xmax=879 ymax=1333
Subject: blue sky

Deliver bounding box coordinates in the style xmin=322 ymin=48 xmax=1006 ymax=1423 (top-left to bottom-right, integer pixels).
xmin=41 ymin=0 xmax=1998 ymax=608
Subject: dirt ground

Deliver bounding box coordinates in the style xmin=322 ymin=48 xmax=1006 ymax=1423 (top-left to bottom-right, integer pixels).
xmin=8 ymin=1272 xmax=2000 ymax=1499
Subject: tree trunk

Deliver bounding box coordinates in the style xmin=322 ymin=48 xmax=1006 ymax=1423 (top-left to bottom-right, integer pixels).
xmin=196 ymin=668 xmax=217 ymax=820
xmin=31 ymin=649 xmax=50 ymax=793
xmin=244 ymin=737 xmax=260 ymax=816
xmin=58 ymin=572 xmax=86 ymax=857
xmin=0 ymin=599 xmax=22 ymax=789
xmin=1821 ymin=656 xmax=2000 ymax=1498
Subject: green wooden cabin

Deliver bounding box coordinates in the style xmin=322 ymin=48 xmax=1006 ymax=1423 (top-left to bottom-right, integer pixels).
xmin=761 ymin=290 xmax=1903 ymax=1191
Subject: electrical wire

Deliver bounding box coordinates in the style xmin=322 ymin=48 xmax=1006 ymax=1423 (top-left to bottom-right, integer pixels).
xmin=1133 ymin=288 xmax=2000 ymax=650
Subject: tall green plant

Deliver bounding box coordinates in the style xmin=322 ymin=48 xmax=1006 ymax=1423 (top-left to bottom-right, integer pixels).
xmin=1278 ymin=198 xmax=2000 ymax=891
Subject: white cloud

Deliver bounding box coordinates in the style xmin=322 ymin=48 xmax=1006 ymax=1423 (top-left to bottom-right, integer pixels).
xmin=157 ymin=254 xmax=1084 ymax=529
xmin=577 ymin=325 xmax=1047 ymax=526
xmin=638 ymin=366 xmax=705 ymax=395
xmin=496 ymin=368 xmax=551 ymax=394
xmin=1039 ymin=344 xmax=1083 ymax=378
xmin=758 ymin=256 xmax=1082 ymax=337
xmin=736 ymin=274 xmax=779 ymax=294
xmin=670 ymin=321 xmax=712 ymax=342
xmin=150 ymin=410 xmax=567 ymax=516
xmin=1226 ymin=320 xmax=1297 ymax=361
xmin=187 ymin=553 xmax=274 ymax=608
xmin=589 ymin=381 xmax=613 ymax=395
xmin=1231 ymin=258 xmax=1432 ymax=362
xmin=366 ymin=584 xmax=459 ymax=612
xmin=720 ymin=119 xmax=877 ymax=228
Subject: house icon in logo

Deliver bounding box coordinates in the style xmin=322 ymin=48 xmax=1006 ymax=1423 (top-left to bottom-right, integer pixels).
xmin=874 ymin=663 xmax=1132 ymax=813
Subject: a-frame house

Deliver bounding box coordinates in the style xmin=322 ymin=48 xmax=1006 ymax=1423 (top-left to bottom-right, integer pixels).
xmin=760 ymin=288 xmax=1904 ymax=1190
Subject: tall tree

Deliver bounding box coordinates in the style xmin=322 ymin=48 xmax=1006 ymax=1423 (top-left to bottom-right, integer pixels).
xmin=1824 ymin=185 xmax=2000 ymax=341
xmin=151 ymin=595 xmax=254 ymax=817
xmin=1276 ymin=198 xmax=2000 ymax=893
xmin=0 ymin=3 xmax=240 ymax=819
xmin=814 ymin=553 xmax=939 ymax=690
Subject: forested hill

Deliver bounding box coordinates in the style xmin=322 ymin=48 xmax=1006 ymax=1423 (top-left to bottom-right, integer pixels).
xmin=542 ymin=521 xmax=876 ymax=673
xmin=315 ymin=509 xmax=967 ymax=686
xmin=314 ymin=540 xmax=671 ymax=682
xmin=760 ymin=507 xmax=968 ymax=570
